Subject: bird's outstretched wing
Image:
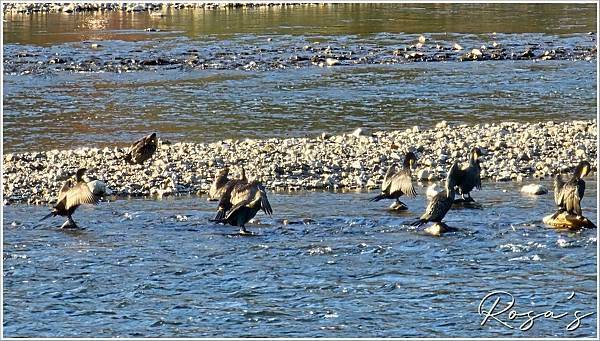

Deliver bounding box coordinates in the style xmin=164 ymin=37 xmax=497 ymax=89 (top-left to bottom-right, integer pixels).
xmin=553 ymin=174 xmax=565 ymax=207
xmin=257 ymin=184 xmax=273 ymax=215
xmin=381 ymin=165 xmax=396 ymax=193
xmin=389 ymin=168 xmax=416 ymax=198
xmin=65 ymin=182 xmax=99 ymax=209
xmin=56 ymin=178 xmax=75 ymax=203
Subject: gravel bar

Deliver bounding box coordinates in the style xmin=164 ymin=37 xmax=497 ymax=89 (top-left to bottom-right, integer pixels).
xmin=3 ymin=119 xmax=597 ymax=205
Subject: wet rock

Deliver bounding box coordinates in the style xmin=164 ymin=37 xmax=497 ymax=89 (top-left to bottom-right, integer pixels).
xmin=417 ymin=170 xmax=430 ymax=181
xmin=87 ymin=180 xmax=111 ymax=196
xmin=520 ymin=184 xmax=548 ymax=195
xmin=325 ymin=58 xmax=339 ymax=66
xmin=426 ymin=183 xmax=440 ymax=198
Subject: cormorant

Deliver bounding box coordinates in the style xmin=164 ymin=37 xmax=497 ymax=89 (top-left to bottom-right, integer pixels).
xmin=214 ymin=180 xmax=273 ymax=235
xmin=370 ymin=151 xmax=417 ymax=210
xmin=553 ymin=160 xmax=591 ymax=217
xmin=40 ymin=168 xmax=99 ymax=228
xmin=212 ymin=167 xmax=248 ymax=220
xmin=124 ymin=132 xmax=158 ymax=165
xmin=411 ymin=162 xmax=459 ymax=227
xmin=208 ymin=167 xmax=230 ymax=201
xmin=454 ymin=147 xmax=482 ymax=202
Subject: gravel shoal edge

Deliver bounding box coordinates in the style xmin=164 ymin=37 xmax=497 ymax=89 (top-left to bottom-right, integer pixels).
xmin=2 ymin=119 xmax=597 ymax=205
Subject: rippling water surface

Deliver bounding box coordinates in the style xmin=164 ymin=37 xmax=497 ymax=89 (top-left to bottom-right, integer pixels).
xmin=3 ymin=180 xmax=598 ymax=337
xmin=2 ymin=4 xmax=597 ymax=152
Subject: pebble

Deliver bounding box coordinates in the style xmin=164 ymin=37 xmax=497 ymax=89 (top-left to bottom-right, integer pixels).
xmin=2 ymin=120 xmax=597 ymax=205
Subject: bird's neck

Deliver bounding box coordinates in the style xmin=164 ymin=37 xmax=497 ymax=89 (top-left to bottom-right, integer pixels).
xmin=445 ymin=186 xmax=455 ymax=199
xmin=217 ymin=176 xmax=229 ymax=186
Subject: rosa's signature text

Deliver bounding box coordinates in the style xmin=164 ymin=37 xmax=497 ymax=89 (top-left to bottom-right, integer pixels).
xmin=478 ymin=291 xmax=594 ymax=331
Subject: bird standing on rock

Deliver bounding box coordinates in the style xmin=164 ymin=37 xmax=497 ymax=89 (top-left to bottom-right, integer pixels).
xmin=370 ymin=151 xmax=417 ymax=210
xmin=214 ymin=178 xmax=273 ymax=235
xmin=124 ymin=132 xmax=158 ymax=165
xmin=411 ymin=162 xmax=459 ymax=228
xmin=40 ymin=168 xmax=100 ymax=228
xmin=553 ymin=160 xmax=591 ymax=218
xmin=454 ymin=147 xmax=482 ymax=203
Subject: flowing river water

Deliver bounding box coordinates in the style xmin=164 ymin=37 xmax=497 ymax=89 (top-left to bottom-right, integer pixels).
xmin=2 ymin=3 xmax=598 ymax=338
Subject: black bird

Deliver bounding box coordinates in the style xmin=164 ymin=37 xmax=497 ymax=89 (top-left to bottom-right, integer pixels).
xmin=370 ymin=151 xmax=417 ymax=209
xmin=40 ymin=168 xmax=99 ymax=228
xmin=214 ymin=180 xmax=273 ymax=235
xmin=454 ymin=147 xmax=482 ymax=202
xmin=124 ymin=132 xmax=158 ymax=165
xmin=553 ymin=160 xmax=591 ymax=217
xmin=208 ymin=167 xmax=230 ymax=201
xmin=212 ymin=167 xmax=248 ymax=220
xmin=411 ymin=162 xmax=459 ymax=227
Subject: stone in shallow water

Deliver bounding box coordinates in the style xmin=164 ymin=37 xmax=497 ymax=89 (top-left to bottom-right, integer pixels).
xmin=426 ymin=183 xmax=439 ymax=199
xmin=87 ymin=180 xmax=110 ymax=196
xmin=424 ymin=222 xmax=457 ymax=236
xmin=543 ymin=211 xmax=596 ymax=229
xmin=520 ymin=184 xmax=548 ymax=195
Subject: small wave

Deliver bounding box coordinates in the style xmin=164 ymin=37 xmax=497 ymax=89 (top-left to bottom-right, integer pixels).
xmin=500 ymin=241 xmax=546 ymax=253
xmin=509 ymin=254 xmax=542 ymax=262
xmin=307 ymin=246 xmax=333 ymax=255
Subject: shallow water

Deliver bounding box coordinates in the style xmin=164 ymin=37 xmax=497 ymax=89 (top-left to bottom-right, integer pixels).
xmin=2 ymin=4 xmax=597 ymax=153
xmin=3 ymin=180 xmax=598 ymax=337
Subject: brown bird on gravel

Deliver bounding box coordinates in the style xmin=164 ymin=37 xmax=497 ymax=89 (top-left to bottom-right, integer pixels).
xmin=40 ymin=168 xmax=99 ymax=228
xmin=124 ymin=132 xmax=158 ymax=165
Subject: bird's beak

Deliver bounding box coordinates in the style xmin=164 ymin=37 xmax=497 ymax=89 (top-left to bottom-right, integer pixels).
xmin=583 ymin=165 xmax=590 ymax=177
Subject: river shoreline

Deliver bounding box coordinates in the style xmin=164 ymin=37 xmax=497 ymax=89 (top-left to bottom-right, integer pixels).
xmin=3 ymin=119 xmax=597 ymax=205
xmin=2 ymin=3 xmax=309 ymax=14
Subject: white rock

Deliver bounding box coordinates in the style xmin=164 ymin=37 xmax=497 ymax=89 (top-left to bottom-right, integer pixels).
xmin=426 ymin=183 xmax=439 ymax=198
xmin=351 ymin=128 xmax=368 ymax=137
xmin=520 ymin=184 xmax=548 ymax=195
xmin=435 ymin=120 xmax=448 ymax=129
xmin=325 ymin=58 xmax=339 ymax=66
xmin=87 ymin=180 xmax=110 ymax=196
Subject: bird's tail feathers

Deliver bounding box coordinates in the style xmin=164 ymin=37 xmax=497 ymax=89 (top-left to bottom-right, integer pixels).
xmin=409 ymin=219 xmax=427 ymax=227
xmin=369 ymin=194 xmax=386 ymax=202
xmin=40 ymin=211 xmax=55 ymax=221
xmin=210 ymin=209 xmax=227 ymax=222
